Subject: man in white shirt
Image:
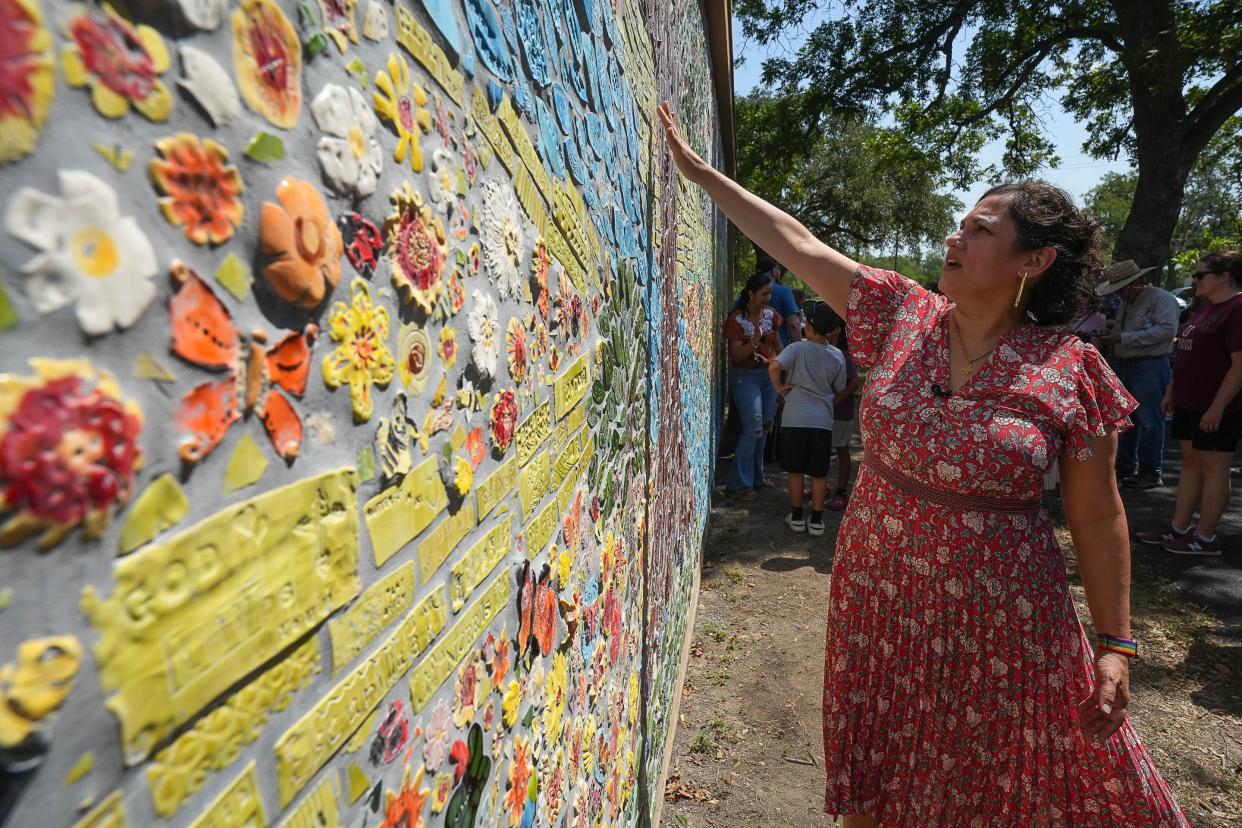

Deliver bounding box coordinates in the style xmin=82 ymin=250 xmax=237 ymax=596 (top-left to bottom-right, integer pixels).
xmin=1096 ymin=260 xmax=1181 ymax=489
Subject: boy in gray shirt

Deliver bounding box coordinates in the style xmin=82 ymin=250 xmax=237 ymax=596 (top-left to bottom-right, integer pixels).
xmin=768 ymin=305 xmax=848 ymax=537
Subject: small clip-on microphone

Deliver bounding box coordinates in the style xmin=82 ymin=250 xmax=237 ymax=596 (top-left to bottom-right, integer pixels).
xmin=930 ymin=383 xmax=952 ymax=398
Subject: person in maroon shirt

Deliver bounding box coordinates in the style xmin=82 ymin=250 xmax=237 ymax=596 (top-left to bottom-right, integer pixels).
xmin=1137 ymin=251 xmax=1242 ymax=556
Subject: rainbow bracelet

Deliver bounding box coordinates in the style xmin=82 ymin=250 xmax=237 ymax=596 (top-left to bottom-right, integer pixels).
xmin=1098 ymin=634 xmax=1139 ymax=659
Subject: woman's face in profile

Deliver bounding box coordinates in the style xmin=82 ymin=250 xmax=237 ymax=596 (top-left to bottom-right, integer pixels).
xmin=940 ymin=195 xmax=1024 ymax=303
xmin=750 ymin=283 xmax=773 ymax=310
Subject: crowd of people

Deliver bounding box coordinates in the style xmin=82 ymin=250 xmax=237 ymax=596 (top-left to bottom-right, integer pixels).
xmin=721 ymin=247 xmax=1242 ymax=560
xmin=660 ymin=88 xmax=1235 ymax=825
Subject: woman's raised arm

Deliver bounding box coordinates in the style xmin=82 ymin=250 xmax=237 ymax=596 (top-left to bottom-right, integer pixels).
xmin=657 ymin=101 xmax=858 ymax=315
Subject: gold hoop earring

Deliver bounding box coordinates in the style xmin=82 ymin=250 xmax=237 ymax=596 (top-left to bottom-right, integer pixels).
xmin=1014 ymin=272 xmax=1029 ymax=308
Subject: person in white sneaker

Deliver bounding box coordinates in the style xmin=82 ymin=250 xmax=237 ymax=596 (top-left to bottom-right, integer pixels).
xmin=1136 ymin=251 xmax=1242 ymax=557
xmin=769 ymin=305 xmax=848 ymax=537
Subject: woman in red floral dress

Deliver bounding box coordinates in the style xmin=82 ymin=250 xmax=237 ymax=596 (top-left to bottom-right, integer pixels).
xmin=658 ymin=102 xmax=1189 ymax=826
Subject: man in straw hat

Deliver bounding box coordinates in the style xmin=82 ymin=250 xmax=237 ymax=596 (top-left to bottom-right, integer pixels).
xmin=1096 ymin=260 xmax=1180 ymax=489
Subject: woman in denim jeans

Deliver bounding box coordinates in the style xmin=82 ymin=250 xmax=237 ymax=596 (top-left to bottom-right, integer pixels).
xmin=723 ymin=274 xmax=784 ymax=495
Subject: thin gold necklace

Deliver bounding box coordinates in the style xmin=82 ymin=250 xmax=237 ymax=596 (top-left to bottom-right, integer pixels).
xmin=951 ymin=313 xmax=998 ymax=377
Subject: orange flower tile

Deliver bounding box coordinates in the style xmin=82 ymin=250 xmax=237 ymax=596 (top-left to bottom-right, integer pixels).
xmin=259 ymin=178 xmax=343 ymax=309
xmin=149 ymin=133 xmax=244 ymax=245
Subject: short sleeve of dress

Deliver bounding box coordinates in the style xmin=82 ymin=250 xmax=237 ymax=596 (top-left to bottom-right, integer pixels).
xmin=722 ymin=312 xmax=744 ymax=342
xmin=1063 ymin=343 xmax=1138 ymax=461
xmin=846 ymin=264 xmax=926 ymax=370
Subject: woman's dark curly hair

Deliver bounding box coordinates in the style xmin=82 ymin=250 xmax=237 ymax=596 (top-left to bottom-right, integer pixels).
xmin=981 ymin=181 xmax=1107 ymax=326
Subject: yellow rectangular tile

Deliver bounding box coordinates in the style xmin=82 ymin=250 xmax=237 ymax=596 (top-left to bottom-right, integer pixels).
xmin=542 ymin=223 xmax=587 ymax=289
xmin=329 ymin=563 xmax=415 ymax=675
xmin=365 ymin=455 xmax=447 ymax=567
xmin=471 ymin=86 xmax=515 ymax=173
xmin=518 ymin=448 xmax=550 ymax=519
xmin=580 ymin=429 xmax=594 ymax=471
xmin=553 ymin=355 xmax=590 ymax=418
xmin=551 ymin=426 xmax=586 ymax=490
xmin=278 ymin=774 xmax=341 ymax=828
xmin=393 ymin=6 xmax=464 ymax=105
xmin=80 ymin=469 xmax=360 ymax=764
xmin=516 ymin=401 xmax=552 ymax=467
xmin=513 ymin=162 xmax=550 ymax=236
xmin=417 ymin=499 xmax=476 ymax=585
xmin=556 ymin=463 xmax=579 ymax=515
xmin=475 ymin=456 xmax=516 ymax=521
xmin=553 ymin=432 xmax=595 ymax=515
xmin=74 ymin=791 xmax=124 ymax=828
xmin=148 ymin=637 xmax=320 ymax=817
xmin=562 ymin=400 xmax=586 ymax=441
xmin=409 ymin=574 xmax=510 ymax=711
xmin=524 ymin=498 xmax=558 ymax=561
xmin=274 ymin=588 xmax=449 ymax=806
xmin=188 ymin=761 xmax=264 ymax=828
xmin=450 ymin=515 xmax=512 ymax=612
xmin=497 ymin=96 xmax=553 ymax=197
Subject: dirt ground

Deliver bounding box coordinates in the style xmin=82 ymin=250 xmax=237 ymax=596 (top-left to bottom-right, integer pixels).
xmin=661 ymin=445 xmax=1242 ymax=828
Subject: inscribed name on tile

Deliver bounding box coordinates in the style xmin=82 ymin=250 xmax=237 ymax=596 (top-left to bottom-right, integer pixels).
xmin=518 ymin=448 xmax=550 ymax=519
xmin=277 ymin=774 xmax=341 ymax=828
xmin=274 ymin=587 xmax=449 ymax=806
xmin=329 ymin=562 xmax=416 ymax=675
xmin=147 ymin=637 xmax=320 ymax=817
xmin=81 ymin=468 xmax=361 ymax=764
xmin=551 ymin=427 xmax=587 ymax=490
xmin=557 ymin=434 xmax=591 ymax=514
xmin=515 ymin=400 xmax=552 ymax=466
xmin=524 ymin=498 xmax=558 ymax=560
xmin=562 ymin=400 xmax=586 ymax=444
xmin=418 ymin=498 xmax=476 ymax=585
xmin=450 ymin=515 xmax=512 ymax=612
xmin=470 ymin=85 xmax=515 ymax=172
xmin=74 ymin=791 xmax=124 ymax=828
xmin=365 ymin=455 xmax=447 ymax=566
xmin=188 ymin=761 xmax=264 ymax=828
xmin=475 ymin=456 xmax=516 ymax=521
xmin=553 ymin=354 xmax=590 ymax=417
xmin=409 ymin=572 xmax=509 ymax=711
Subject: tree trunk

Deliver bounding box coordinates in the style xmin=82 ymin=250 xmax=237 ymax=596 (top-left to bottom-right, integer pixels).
xmin=1113 ymin=149 xmax=1192 ymax=274
xmin=1110 ymin=0 xmax=1192 ymax=276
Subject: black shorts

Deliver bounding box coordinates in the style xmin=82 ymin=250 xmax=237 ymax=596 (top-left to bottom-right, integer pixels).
xmin=778 ymin=427 xmax=832 ymax=477
xmin=1170 ymin=407 xmax=1242 ymax=452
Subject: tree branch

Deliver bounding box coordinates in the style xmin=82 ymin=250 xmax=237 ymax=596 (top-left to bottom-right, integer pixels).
xmin=1184 ymin=62 xmax=1242 ymax=155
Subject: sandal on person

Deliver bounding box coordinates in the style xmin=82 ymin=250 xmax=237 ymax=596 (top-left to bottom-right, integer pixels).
xmin=826 ymin=493 xmax=848 ymax=511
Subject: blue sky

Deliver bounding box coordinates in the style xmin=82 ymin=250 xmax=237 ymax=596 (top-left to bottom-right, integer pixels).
xmin=730 ymin=16 xmax=1133 ymax=219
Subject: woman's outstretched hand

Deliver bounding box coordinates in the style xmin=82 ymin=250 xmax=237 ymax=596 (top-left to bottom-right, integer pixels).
xmin=657 ymin=101 xmax=711 ymax=183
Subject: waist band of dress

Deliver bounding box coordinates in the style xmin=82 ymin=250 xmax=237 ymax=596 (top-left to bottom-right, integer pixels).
xmin=862 ymin=453 xmax=1043 ymax=514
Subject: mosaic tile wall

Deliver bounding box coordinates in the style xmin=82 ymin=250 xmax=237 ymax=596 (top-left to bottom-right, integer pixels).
xmin=0 ymin=0 xmax=728 ymax=825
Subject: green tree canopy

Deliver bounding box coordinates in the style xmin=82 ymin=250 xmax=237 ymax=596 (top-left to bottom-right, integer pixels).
xmin=733 ymin=93 xmax=960 ymax=294
xmin=735 ymin=0 xmax=1242 ymax=268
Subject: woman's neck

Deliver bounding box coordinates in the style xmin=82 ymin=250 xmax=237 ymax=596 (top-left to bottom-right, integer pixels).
xmin=950 ymin=299 xmax=1020 ymax=344
xmin=746 ymin=303 xmax=765 ymax=317
xmin=1206 ymin=285 xmax=1240 ymax=304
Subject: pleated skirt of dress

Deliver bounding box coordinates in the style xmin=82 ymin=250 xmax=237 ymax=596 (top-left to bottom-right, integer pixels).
xmin=821 ymin=463 xmax=1190 ymax=827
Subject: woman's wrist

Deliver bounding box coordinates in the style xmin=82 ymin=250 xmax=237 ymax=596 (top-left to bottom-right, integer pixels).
xmin=1097 ymin=633 xmax=1138 ymax=659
